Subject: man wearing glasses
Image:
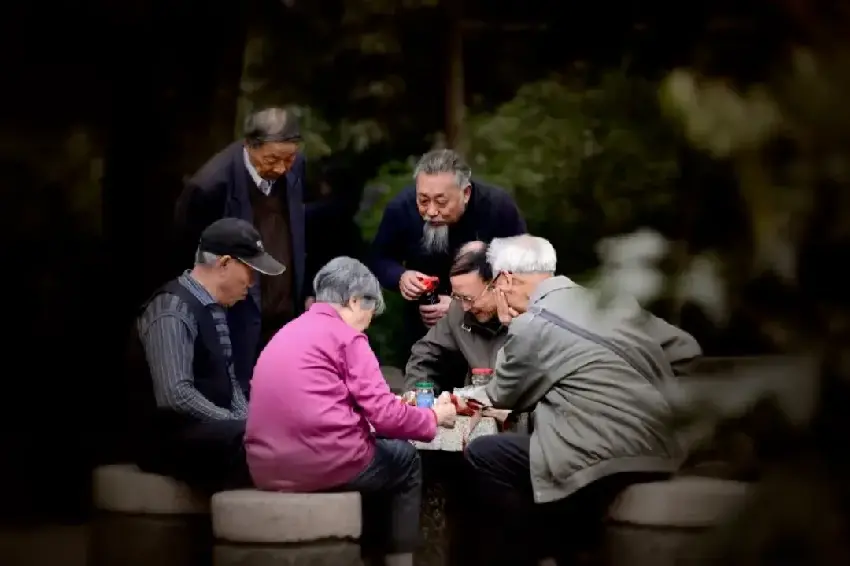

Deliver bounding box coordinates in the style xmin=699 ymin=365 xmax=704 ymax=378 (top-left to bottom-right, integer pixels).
xmin=403 ymin=241 xmax=506 ymax=393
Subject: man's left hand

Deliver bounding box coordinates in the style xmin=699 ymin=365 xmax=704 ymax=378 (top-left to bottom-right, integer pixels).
xmin=419 ymin=295 xmax=452 ymax=327
xmin=305 ymin=296 xmax=315 ymax=309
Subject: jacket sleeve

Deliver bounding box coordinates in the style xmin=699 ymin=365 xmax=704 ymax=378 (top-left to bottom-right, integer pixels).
xmin=646 ymin=315 xmax=702 ymax=376
xmin=342 ymin=333 xmax=437 ymax=442
xmin=369 ymin=199 xmax=407 ymax=290
xmin=493 ymin=196 xmax=527 ymax=237
xmin=486 ymin=315 xmax=550 ymax=412
xmin=404 ymin=313 xmax=461 ymax=392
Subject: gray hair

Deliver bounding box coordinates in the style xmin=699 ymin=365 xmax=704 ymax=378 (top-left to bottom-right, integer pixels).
xmin=487 ymin=235 xmax=557 ymax=274
xmin=195 ymin=248 xmax=220 ymax=266
xmin=412 ymin=149 xmax=472 ymax=189
xmin=313 ymin=257 xmax=385 ymax=315
xmin=243 ymin=107 xmax=302 ymax=147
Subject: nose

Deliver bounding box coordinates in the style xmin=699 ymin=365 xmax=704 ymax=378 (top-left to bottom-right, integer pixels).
xmin=272 ymin=163 xmax=288 ymax=177
xmin=426 ymin=204 xmax=439 ymax=219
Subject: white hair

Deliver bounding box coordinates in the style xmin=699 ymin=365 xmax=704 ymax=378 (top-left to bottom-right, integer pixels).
xmin=313 ymin=256 xmax=386 ymax=315
xmin=412 ymin=149 xmax=472 ymax=189
xmin=487 ymin=235 xmax=557 ymax=274
xmin=195 ymin=248 xmax=221 ymax=266
xmin=421 ymin=222 xmax=449 ymax=254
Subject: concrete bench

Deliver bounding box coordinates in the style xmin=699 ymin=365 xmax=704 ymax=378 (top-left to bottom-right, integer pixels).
xmin=211 ymin=490 xmax=363 ymax=566
xmin=604 ymin=477 xmax=752 ymax=566
xmin=92 ymin=464 xmax=209 ymax=515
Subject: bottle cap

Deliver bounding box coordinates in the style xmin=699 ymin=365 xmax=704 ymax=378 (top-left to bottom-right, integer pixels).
xmin=415 ymin=380 xmax=433 ymax=388
xmin=471 ymin=368 xmax=493 ymax=375
xmin=419 ymin=276 xmax=439 ymax=292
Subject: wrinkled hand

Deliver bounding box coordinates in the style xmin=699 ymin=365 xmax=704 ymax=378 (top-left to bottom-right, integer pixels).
xmin=483 ymin=408 xmax=511 ymax=423
xmin=400 ymin=270 xmax=429 ymax=301
xmin=495 ymin=290 xmax=519 ymax=324
xmin=419 ymin=295 xmax=452 ymax=327
xmin=435 ymin=391 xmax=452 ymax=405
xmin=432 ymin=400 xmax=457 ymax=428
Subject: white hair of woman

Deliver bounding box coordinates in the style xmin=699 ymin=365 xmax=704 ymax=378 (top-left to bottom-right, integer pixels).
xmin=313 ymin=256 xmax=385 ymax=330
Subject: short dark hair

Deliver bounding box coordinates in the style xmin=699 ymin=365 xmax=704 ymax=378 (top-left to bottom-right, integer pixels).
xmin=244 ymin=107 xmax=302 ymax=147
xmin=449 ymin=243 xmax=492 ymax=281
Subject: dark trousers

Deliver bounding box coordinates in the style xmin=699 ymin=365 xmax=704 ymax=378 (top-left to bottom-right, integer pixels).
xmin=138 ymin=418 xmax=252 ymax=493
xmin=335 ymin=439 xmax=424 ymax=557
xmin=464 ymin=433 xmax=658 ymax=566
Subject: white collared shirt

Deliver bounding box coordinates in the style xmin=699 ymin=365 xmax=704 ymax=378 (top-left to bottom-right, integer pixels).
xmin=243 ymin=148 xmax=273 ymax=196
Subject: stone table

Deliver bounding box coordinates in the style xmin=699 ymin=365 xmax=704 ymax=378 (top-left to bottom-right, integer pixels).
xmin=413 ymin=415 xmax=499 ymax=566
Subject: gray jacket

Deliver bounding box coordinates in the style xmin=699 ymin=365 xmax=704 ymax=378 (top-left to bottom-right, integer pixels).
xmin=485 ymin=276 xmax=701 ymax=503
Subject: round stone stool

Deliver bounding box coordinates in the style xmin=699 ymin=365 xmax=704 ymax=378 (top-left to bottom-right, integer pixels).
xmin=608 ymin=477 xmax=751 ymax=528
xmin=212 ymin=490 xmax=363 ymax=566
xmin=604 ymin=478 xmax=752 ymax=566
xmin=92 ymin=464 xmax=210 ymax=514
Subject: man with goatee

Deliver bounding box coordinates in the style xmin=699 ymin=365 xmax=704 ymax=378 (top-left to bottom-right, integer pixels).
xmin=370 ymin=149 xmax=526 ymax=358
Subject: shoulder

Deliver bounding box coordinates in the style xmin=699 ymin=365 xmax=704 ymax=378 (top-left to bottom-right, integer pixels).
xmin=187 ymin=141 xmax=242 ymax=192
xmin=472 ymin=180 xmax=518 ymax=211
xmin=444 ymin=301 xmax=466 ymax=327
xmin=138 ymin=292 xmax=195 ymax=336
xmin=385 ymin=184 xmax=417 ymax=215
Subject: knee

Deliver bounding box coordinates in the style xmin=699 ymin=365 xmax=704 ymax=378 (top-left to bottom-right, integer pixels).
xmin=463 ymin=435 xmax=499 ymax=470
xmin=388 ymin=440 xmax=422 ymax=481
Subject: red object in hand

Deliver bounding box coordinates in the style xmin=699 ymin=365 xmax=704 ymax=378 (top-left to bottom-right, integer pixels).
xmin=418 ymin=276 xmax=440 ymax=305
xmin=449 ymin=394 xmax=483 ymax=417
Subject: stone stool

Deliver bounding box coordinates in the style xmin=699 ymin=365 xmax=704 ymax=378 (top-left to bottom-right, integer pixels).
xmin=211 ymin=490 xmax=363 ymax=566
xmin=90 ymin=464 xmax=212 ymax=566
xmin=604 ymin=477 xmax=752 ymax=566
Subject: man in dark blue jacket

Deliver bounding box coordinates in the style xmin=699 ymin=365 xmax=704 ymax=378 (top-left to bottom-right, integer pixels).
xmin=174 ymin=107 xmax=308 ymax=396
xmin=370 ymin=149 xmax=526 ymax=357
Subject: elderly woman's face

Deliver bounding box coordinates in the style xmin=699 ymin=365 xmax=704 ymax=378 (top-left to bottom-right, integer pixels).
xmin=349 ymin=297 xmax=376 ymax=330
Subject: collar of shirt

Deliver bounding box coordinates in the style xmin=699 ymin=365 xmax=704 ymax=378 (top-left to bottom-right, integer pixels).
xmin=178 ymin=271 xmax=218 ymax=307
xmin=243 ymin=147 xmax=273 ymax=196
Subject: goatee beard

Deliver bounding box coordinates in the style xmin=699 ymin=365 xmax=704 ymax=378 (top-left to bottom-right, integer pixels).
xmin=421 ymin=222 xmax=449 ymax=254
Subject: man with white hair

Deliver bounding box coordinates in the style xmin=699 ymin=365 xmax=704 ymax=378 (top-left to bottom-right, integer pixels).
xmin=128 ymin=218 xmax=285 ymax=492
xmin=463 ymin=234 xmax=701 ymax=565
xmin=370 ymin=149 xmax=526 ymax=357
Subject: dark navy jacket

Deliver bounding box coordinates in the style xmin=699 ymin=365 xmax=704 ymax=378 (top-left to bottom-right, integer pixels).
xmin=369 ymin=180 xmax=526 ymax=346
xmin=174 ymin=141 xmax=307 ymax=395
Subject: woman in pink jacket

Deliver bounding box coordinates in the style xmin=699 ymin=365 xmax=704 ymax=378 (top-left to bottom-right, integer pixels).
xmin=245 ymin=256 xmax=457 ymax=566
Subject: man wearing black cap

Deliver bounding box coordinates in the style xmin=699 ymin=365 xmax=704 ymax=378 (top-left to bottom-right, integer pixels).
xmin=130 ymin=218 xmax=285 ymax=491
xmin=175 ymin=107 xmax=309 ymax=395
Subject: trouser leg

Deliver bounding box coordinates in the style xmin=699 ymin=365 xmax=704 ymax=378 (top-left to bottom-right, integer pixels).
xmin=464 ymin=433 xmax=538 ymax=566
xmin=338 ymin=438 xmax=423 ymax=557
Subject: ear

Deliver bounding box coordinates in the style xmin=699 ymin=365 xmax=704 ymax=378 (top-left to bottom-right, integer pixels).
xmin=462 ymin=184 xmax=472 ymax=204
xmin=218 ymin=255 xmax=233 ymax=268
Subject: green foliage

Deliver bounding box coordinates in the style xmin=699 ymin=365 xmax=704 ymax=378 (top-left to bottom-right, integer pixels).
xmin=467 ymin=71 xmax=682 ymax=271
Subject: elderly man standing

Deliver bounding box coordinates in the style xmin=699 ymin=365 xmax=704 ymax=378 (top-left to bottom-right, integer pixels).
xmin=464 ymin=234 xmax=701 ymax=566
xmin=129 ymin=218 xmax=285 ymax=492
xmin=175 ymin=107 xmax=308 ymax=396
xmin=370 ymin=149 xmax=526 ymax=357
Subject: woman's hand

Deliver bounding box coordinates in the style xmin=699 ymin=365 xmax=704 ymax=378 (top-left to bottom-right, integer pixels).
xmin=432 ymin=400 xmax=457 ymax=428
xmin=495 ymin=290 xmax=519 ymax=324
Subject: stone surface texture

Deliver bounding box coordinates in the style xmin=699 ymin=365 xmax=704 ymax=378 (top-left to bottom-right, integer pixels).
xmin=412 ymin=415 xmax=498 ymax=451
xmin=92 ymin=464 xmax=210 ymax=514
xmin=213 ymin=542 xmax=362 ymax=566
xmin=211 ymin=490 xmax=362 ymax=543
xmin=607 ymin=477 xmax=751 ymax=527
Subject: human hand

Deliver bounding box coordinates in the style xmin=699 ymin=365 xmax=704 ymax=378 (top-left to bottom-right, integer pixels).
xmin=495 ymin=290 xmax=519 ymax=325
xmin=432 ymin=401 xmax=457 ymax=428
xmin=435 ymin=391 xmax=452 ymax=406
xmin=419 ymin=295 xmax=452 ymax=327
xmin=400 ymin=270 xmax=429 ymax=301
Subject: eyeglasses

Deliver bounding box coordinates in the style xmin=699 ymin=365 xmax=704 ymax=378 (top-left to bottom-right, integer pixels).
xmin=451 ymin=283 xmax=493 ymax=306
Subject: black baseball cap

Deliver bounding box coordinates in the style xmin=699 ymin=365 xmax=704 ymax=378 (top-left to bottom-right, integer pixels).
xmin=199 ymin=218 xmax=285 ymax=276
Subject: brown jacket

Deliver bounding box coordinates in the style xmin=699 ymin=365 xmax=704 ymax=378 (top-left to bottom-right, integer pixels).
xmin=404 ymin=302 xmax=508 ymax=392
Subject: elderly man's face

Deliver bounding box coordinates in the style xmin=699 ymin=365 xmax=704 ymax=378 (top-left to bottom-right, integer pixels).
xmin=450 ymin=272 xmax=496 ymax=323
xmin=416 ymin=173 xmax=470 ymax=226
xmin=216 ymin=257 xmax=256 ymax=306
xmin=494 ymin=272 xmax=533 ymax=313
xmin=247 ymin=141 xmax=299 ymax=181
